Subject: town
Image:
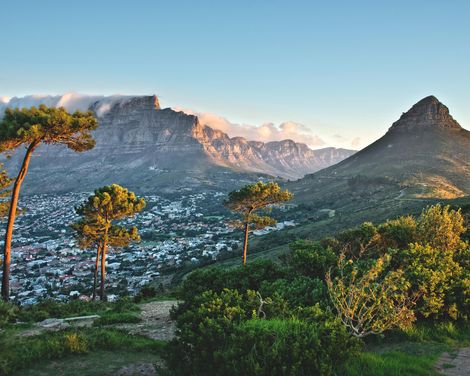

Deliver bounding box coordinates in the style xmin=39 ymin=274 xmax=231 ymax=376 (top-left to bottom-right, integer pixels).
xmin=1 ymin=190 xmax=295 ymax=305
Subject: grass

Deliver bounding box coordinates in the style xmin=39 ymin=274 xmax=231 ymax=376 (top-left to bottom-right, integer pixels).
xmin=340 ymin=348 xmax=441 ymax=376
xmin=339 ymin=322 xmax=470 ymax=376
xmin=0 ymin=328 xmax=165 ymax=376
xmin=10 ymin=298 xmax=141 ymax=324
xmin=13 ymin=350 xmax=160 ymax=376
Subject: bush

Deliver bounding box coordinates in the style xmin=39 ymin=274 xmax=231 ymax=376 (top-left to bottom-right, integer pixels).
xmin=260 ymin=276 xmax=328 ymax=308
xmin=178 ymin=260 xmax=286 ymax=304
xmin=224 ymin=318 xmax=360 ymax=376
xmin=284 ymin=240 xmax=336 ymax=279
xmin=166 ymin=316 xmax=359 ymax=376
xmin=0 ymin=301 xmax=19 ymax=327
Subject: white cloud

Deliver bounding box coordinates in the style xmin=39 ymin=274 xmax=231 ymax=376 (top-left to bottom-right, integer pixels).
xmin=351 ymin=137 xmax=361 ymax=148
xmin=176 ymin=108 xmax=326 ymax=148
xmin=0 ymin=92 xmax=134 ymax=115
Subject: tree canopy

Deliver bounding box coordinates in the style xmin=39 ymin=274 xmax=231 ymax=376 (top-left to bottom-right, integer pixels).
xmin=0 ymin=105 xmax=97 ymax=153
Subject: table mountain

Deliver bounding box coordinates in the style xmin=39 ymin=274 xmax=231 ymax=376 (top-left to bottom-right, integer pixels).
xmin=1 ymin=95 xmax=354 ymax=194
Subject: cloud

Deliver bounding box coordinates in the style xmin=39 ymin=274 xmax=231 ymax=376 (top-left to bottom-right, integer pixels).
xmin=350 ymin=137 xmax=361 ymax=148
xmin=0 ymin=92 xmax=134 ymax=115
xmin=176 ymin=108 xmax=326 ymax=148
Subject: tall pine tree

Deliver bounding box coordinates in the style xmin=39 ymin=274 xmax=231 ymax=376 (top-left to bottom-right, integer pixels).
xmin=73 ymin=184 xmax=145 ymax=300
xmin=0 ymin=105 xmax=97 ymax=300
xmin=225 ymin=181 xmax=293 ymax=265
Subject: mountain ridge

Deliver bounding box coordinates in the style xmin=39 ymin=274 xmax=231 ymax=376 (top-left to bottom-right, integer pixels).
xmin=0 ymin=94 xmax=355 ymax=193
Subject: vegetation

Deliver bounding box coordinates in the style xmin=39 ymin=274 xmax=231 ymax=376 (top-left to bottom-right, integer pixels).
xmin=72 ymin=184 xmax=146 ymax=300
xmin=225 ymin=181 xmax=292 ymax=265
xmin=0 ymin=133 xmax=467 ymax=376
xmin=326 ymin=254 xmax=416 ymax=337
xmin=0 ymin=105 xmax=97 ymax=301
xmin=163 ymin=204 xmax=469 ymax=374
xmin=0 ymin=328 xmax=163 ymax=376
xmin=0 ymin=164 xmax=12 ymax=218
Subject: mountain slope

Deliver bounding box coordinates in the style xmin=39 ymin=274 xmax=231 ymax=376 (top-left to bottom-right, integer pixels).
xmin=293 ymin=95 xmax=470 ymax=203
xmin=0 ymin=94 xmax=354 ymax=193
xmin=253 ymin=96 xmax=470 ymax=253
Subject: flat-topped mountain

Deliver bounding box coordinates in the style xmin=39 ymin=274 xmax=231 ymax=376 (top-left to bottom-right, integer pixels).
xmin=0 ymin=94 xmax=354 ymax=194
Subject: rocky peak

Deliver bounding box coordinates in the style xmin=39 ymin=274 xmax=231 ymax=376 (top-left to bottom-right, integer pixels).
xmin=389 ymin=95 xmax=461 ymax=132
xmin=91 ymin=95 xmax=160 ymax=117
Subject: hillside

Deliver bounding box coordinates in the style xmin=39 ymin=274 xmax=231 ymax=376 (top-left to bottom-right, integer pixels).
xmin=0 ymin=95 xmax=354 ymax=194
xmin=250 ymin=96 xmax=470 ymax=253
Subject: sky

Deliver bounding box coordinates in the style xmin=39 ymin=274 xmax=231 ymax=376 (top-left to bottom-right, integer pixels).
xmin=1 ymin=0 xmax=469 ymax=149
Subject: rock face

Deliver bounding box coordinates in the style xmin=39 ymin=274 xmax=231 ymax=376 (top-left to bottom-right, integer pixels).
xmin=1 ymin=95 xmax=354 ymax=193
xmin=389 ymin=95 xmax=462 ymax=132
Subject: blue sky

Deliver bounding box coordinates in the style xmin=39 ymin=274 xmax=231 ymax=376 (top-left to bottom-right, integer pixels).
xmin=1 ymin=0 xmax=469 ymax=148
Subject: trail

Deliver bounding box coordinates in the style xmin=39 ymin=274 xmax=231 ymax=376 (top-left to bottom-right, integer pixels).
xmin=436 ymin=348 xmax=470 ymax=375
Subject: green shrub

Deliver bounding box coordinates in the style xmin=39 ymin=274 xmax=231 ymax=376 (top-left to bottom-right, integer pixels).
xmin=259 ymin=276 xmax=328 ymax=307
xmin=165 ymin=287 xmax=359 ymax=375
xmin=224 ymin=318 xmax=359 ymax=376
xmin=0 ymin=301 xmax=19 ymax=327
xmin=284 ymin=240 xmax=336 ymax=279
xmin=177 ymin=260 xmax=286 ymax=305
xmin=165 ymin=316 xmax=359 ymax=376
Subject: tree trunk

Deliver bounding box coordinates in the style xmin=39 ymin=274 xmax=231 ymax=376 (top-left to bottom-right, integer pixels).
xmin=100 ymin=242 xmax=107 ymax=301
xmin=92 ymin=245 xmax=101 ymax=301
xmin=242 ymin=222 xmax=249 ymax=266
xmin=2 ymin=141 xmax=39 ymax=301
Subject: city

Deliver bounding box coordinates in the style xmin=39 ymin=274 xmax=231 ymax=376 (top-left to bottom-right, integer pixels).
xmin=2 ymin=190 xmax=295 ymax=304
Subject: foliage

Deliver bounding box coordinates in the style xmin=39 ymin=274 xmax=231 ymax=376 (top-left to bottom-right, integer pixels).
xmin=177 ymin=260 xmax=286 ymax=304
xmin=225 ymin=181 xmax=292 ymax=264
xmin=259 ymin=276 xmax=327 ymax=308
xmin=283 ymin=240 xmax=336 ymax=279
xmin=0 ymin=328 xmax=163 ymax=376
xmin=326 ymin=205 xmax=469 ymax=320
xmin=165 ymin=288 xmax=357 ymax=375
xmin=218 ymin=318 xmax=359 ymax=376
xmin=1 ymin=105 xmax=98 ymax=301
xmin=0 ymin=105 xmax=97 ymax=153
xmin=0 ymin=164 xmax=12 ymax=218
xmin=73 ymin=184 xmax=145 ymax=248
xmin=11 ymin=298 xmax=139 ymax=323
xmin=326 ymin=254 xmax=416 ymax=337
xmin=0 ymin=300 xmax=19 ymax=327
xmin=72 ymin=184 xmax=145 ymax=299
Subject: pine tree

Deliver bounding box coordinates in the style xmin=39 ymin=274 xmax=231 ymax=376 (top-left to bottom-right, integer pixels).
xmin=0 ymin=105 xmax=97 ymax=301
xmin=225 ymin=181 xmax=293 ymax=265
xmin=73 ymin=184 xmax=145 ymax=300
xmin=0 ymin=164 xmax=12 ymax=218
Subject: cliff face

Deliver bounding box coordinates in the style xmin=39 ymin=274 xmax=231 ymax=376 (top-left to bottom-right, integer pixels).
xmin=1 ymin=95 xmax=355 ymax=193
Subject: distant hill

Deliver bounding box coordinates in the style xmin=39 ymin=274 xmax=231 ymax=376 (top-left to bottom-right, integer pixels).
xmin=0 ymin=95 xmax=354 ymax=194
xmin=293 ymin=95 xmax=470 ymax=202
xmin=249 ymin=96 xmax=470 ymax=254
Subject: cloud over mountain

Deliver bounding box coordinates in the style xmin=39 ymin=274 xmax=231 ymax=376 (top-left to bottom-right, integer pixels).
xmin=176 ymin=108 xmax=326 ymax=148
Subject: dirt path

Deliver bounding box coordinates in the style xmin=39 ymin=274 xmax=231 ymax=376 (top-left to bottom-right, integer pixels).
xmin=436 ymin=348 xmax=470 ymax=375
xmin=114 ymin=300 xmax=178 ymax=341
